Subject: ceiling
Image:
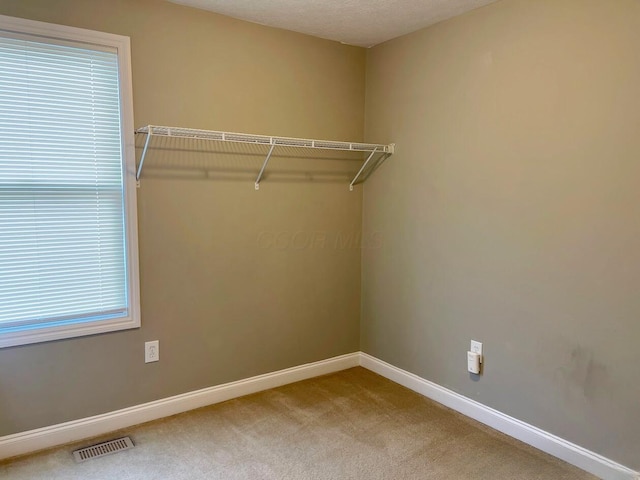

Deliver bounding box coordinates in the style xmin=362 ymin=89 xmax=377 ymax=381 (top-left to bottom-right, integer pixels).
xmin=168 ymin=0 xmax=500 ymax=48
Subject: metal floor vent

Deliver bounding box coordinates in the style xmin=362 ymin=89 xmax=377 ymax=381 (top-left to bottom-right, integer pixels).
xmin=72 ymin=436 xmax=134 ymax=463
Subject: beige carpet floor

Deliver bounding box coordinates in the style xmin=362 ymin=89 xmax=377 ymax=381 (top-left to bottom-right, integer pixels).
xmin=0 ymin=367 xmax=596 ymax=479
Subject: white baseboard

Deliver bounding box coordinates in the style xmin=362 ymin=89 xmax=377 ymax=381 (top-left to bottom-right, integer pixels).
xmin=0 ymin=352 xmax=360 ymax=461
xmin=359 ymin=352 xmax=639 ymax=480
xmin=2 ymin=351 xmax=637 ymax=480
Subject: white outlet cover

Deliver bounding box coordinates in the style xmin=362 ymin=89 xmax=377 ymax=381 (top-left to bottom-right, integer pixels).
xmin=467 ymin=351 xmax=481 ymax=374
xmin=145 ymin=340 xmax=159 ymax=363
xmin=470 ymin=340 xmax=483 ymax=360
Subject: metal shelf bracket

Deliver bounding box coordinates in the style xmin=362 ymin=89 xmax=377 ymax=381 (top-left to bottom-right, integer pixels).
xmin=349 ymin=148 xmax=378 ymax=191
xmin=255 ymin=144 xmax=276 ymax=190
xmin=136 ymin=129 xmax=152 ymax=187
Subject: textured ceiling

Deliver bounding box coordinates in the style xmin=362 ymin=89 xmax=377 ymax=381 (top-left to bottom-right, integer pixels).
xmin=168 ymin=0 xmax=500 ymax=47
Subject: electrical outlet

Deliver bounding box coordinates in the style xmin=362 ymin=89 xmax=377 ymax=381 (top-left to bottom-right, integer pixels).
xmin=467 ymin=351 xmax=481 ymax=374
xmin=145 ymin=340 xmax=159 ymax=363
xmin=470 ymin=340 xmax=483 ymax=362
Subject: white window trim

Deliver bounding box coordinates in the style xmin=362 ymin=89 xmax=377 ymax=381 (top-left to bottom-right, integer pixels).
xmin=0 ymin=14 xmax=140 ymax=348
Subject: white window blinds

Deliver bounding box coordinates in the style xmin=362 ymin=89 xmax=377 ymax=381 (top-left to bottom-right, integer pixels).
xmin=0 ymin=33 xmax=129 ymax=330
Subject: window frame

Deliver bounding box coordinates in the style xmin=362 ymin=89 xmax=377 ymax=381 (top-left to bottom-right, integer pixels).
xmin=0 ymin=14 xmax=140 ymax=348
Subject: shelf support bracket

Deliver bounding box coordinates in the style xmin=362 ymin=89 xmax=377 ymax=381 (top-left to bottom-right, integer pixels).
xmin=349 ymin=148 xmax=378 ymax=191
xmin=136 ymin=130 xmax=153 ymax=186
xmin=255 ymin=144 xmax=276 ymax=190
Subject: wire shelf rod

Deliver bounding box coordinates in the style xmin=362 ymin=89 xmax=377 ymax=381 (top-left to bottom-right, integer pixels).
xmin=134 ymin=125 xmax=395 ymax=190
xmin=135 ymin=125 xmax=393 ymax=154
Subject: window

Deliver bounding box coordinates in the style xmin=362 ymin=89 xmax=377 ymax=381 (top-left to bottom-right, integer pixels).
xmin=0 ymin=15 xmax=140 ymax=347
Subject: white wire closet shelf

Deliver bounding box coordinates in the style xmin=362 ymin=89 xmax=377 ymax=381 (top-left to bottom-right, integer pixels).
xmin=135 ymin=125 xmax=395 ymax=190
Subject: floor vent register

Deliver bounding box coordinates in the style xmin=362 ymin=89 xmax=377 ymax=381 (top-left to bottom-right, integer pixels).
xmin=72 ymin=436 xmax=135 ymax=462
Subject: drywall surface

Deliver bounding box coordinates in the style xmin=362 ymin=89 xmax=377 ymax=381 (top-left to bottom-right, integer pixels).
xmin=0 ymin=0 xmax=365 ymax=435
xmin=363 ymin=0 xmax=640 ymax=470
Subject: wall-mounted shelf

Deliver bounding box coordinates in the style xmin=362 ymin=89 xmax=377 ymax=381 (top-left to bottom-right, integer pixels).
xmin=135 ymin=125 xmax=394 ymax=190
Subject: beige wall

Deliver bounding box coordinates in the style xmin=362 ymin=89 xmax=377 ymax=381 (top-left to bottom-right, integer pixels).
xmin=1 ymin=0 xmax=638 ymax=471
xmin=0 ymin=0 xmax=365 ymax=435
xmin=363 ymin=0 xmax=640 ymax=469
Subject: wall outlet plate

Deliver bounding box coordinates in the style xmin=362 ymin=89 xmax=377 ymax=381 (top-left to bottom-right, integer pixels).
xmin=145 ymin=340 xmax=159 ymax=363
